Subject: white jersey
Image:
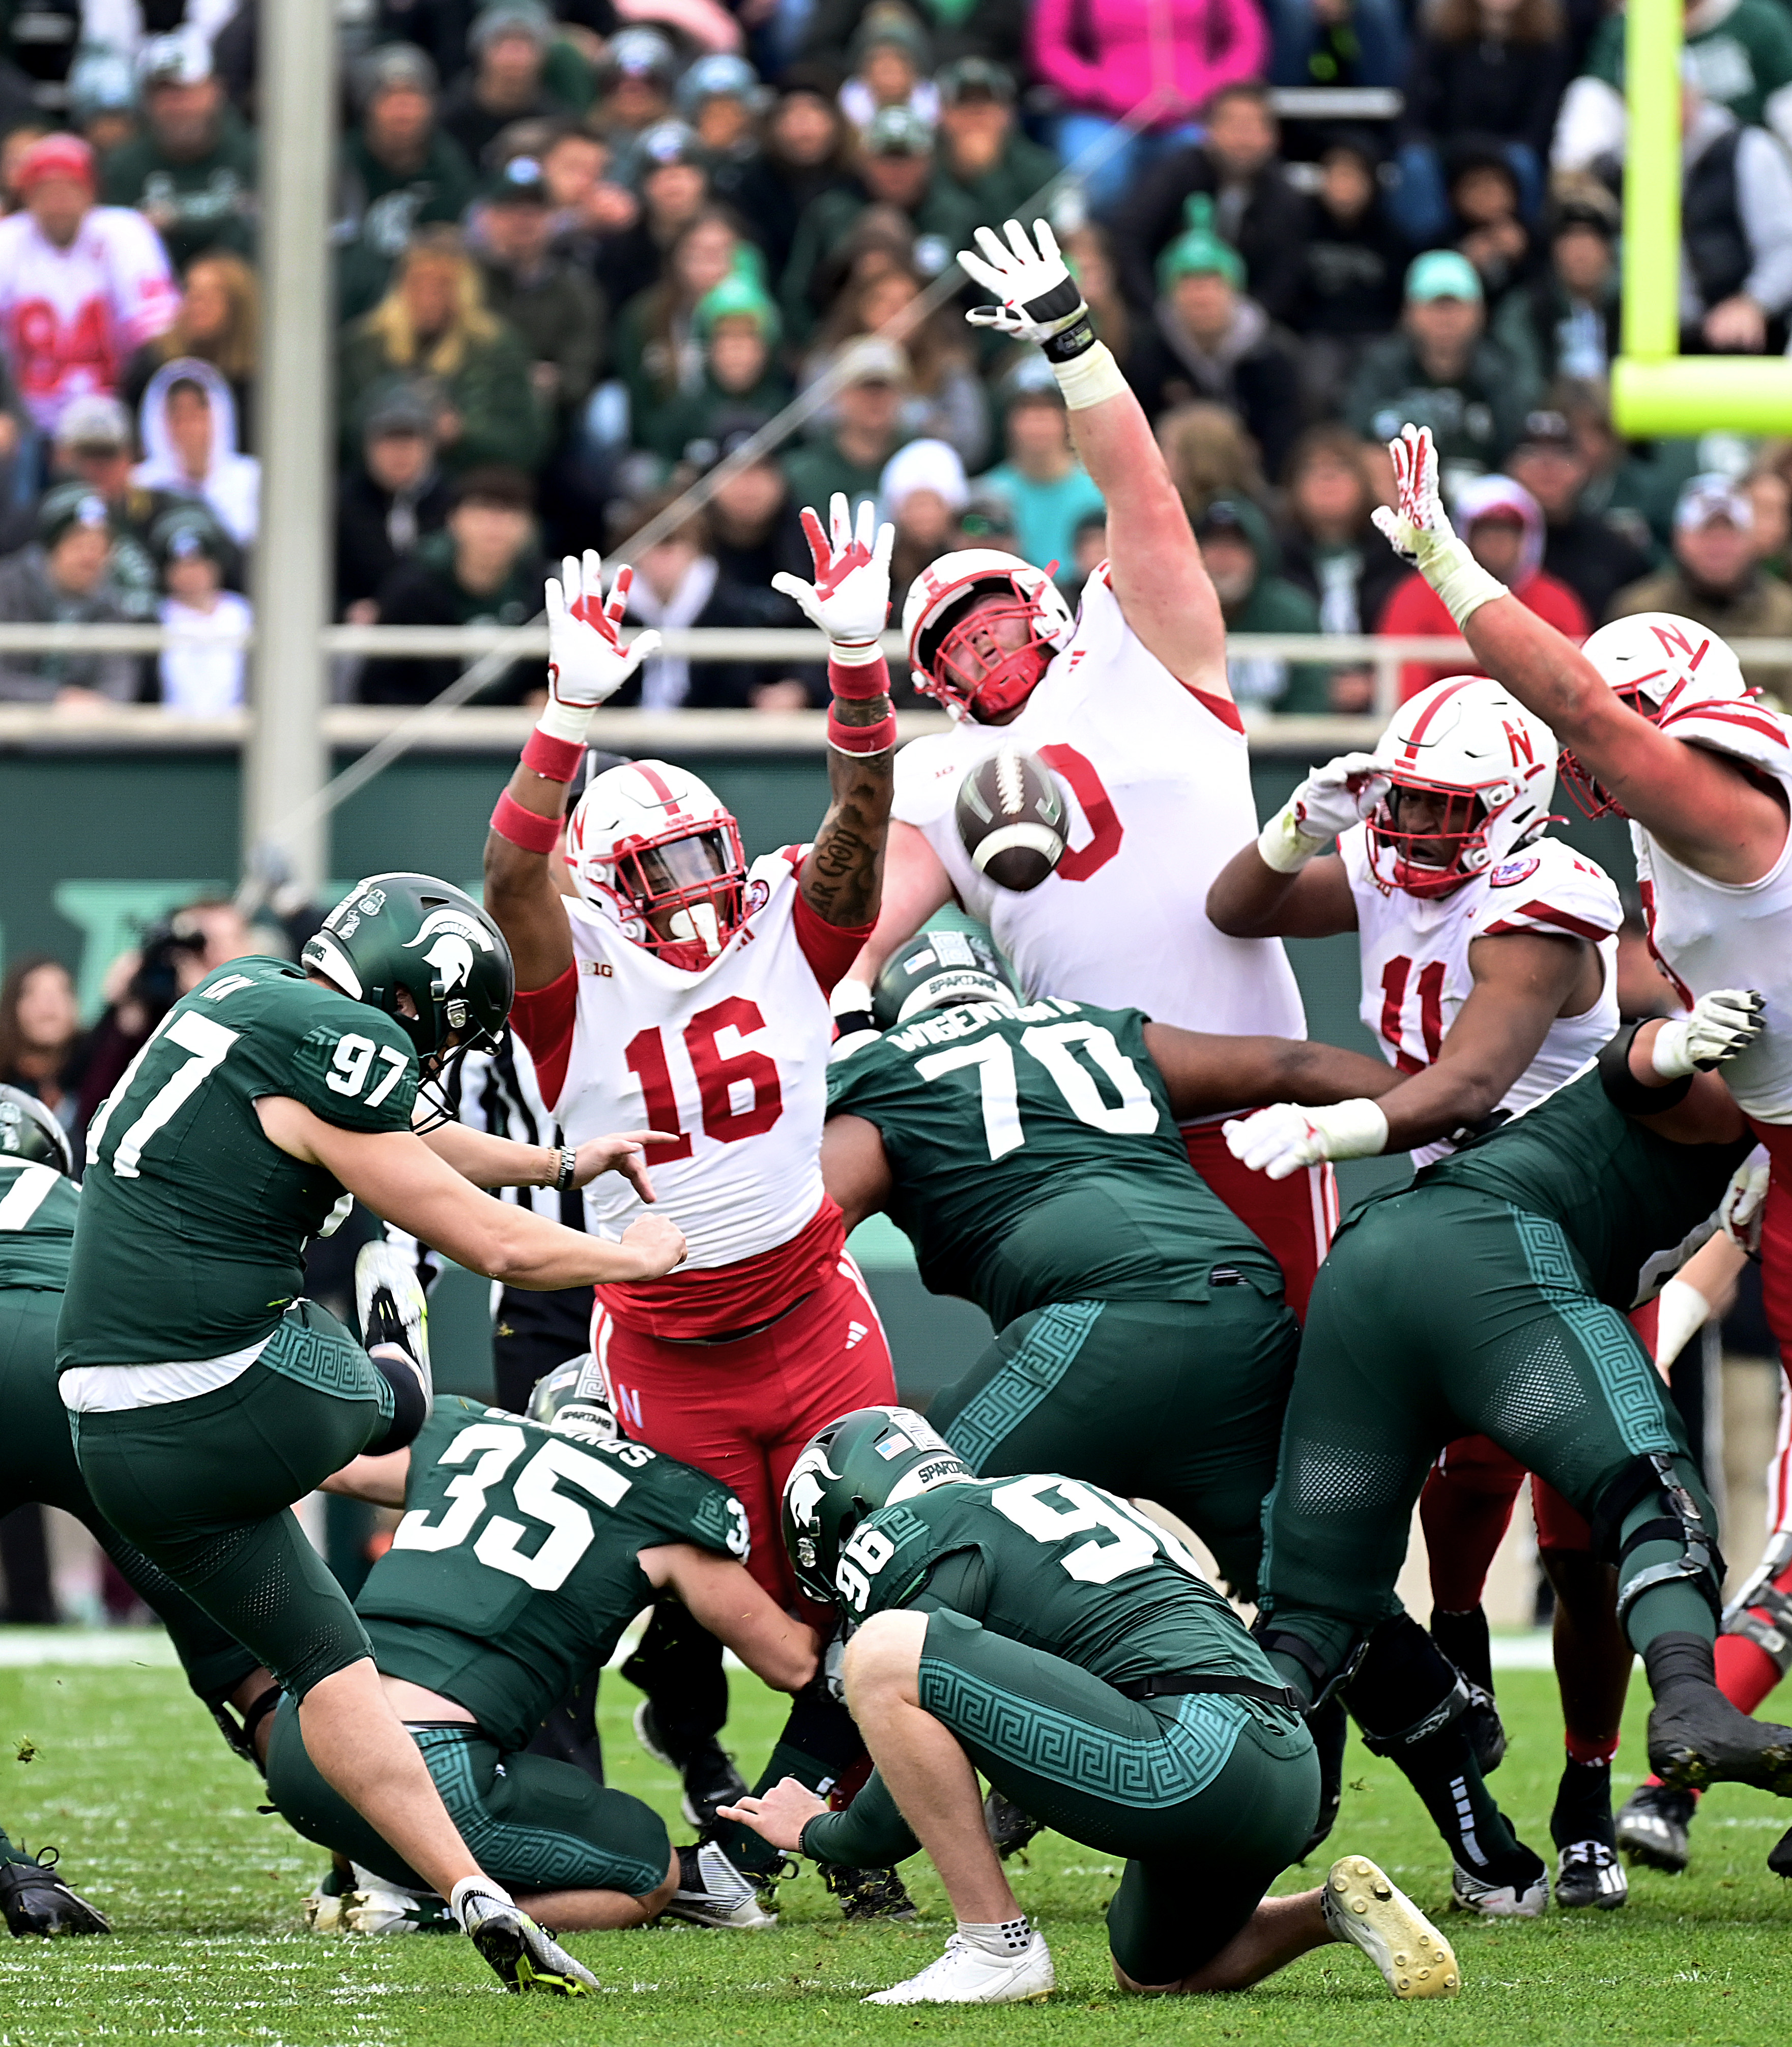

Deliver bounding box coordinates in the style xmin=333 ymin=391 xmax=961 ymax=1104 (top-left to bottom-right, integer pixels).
xmin=1635 ymin=767 xmax=1792 ymax=1123
xmin=1341 ymin=826 xmax=1622 ymax=1166
xmin=552 ymin=850 xmax=830 ymax=1273
xmin=892 ymin=572 xmax=1305 ymax=1060
xmin=0 ymin=208 xmax=176 ymax=431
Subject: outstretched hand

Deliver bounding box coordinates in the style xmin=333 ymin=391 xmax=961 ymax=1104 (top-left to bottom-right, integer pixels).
xmin=772 ymin=493 xmax=894 ymax=649
xmin=957 ymin=217 xmax=1088 ymax=344
xmin=570 ymin=1129 xmax=680 ymax=1204
xmin=544 ymin=548 xmax=661 ymax=714
xmin=1370 ymin=424 xmax=1456 ymax=566
xmin=716 ymin=1776 xmax=829 ymax=1852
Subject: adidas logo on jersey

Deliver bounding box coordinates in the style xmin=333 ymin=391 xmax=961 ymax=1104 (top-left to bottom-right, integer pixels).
xmin=845 ymin=1320 xmax=869 ymax=1349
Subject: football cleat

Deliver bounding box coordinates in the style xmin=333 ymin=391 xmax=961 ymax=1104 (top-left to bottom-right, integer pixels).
xmin=1647 ymin=1692 xmax=1792 ymax=1795
xmin=1554 ymin=1839 xmax=1628 ymax=1910
xmin=1616 ymin=1783 xmax=1695 ymax=1871
xmin=983 ymin=1789 xmax=1044 ymax=1861
xmin=1769 ymin=1822 xmax=1792 ymax=1878
xmin=862 ymin=1928 xmax=1054 ymax=2005
xmin=303 ymin=1859 xmax=352 ymax=1932
xmin=0 ymin=1848 xmax=110 ymax=1937
xmin=343 ymin=1869 xmax=456 ymax=1934
xmin=1322 ymin=1855 xmax=1459 ymax=1999
xmin=821 ymin=1861 xmax=919 ymax=1920
xmin=661 ymin=1841 xmax=777 ymax=1930
xmin=1450 ymin=1853 xmax=1549 ymax=1918
xmin=450 ymin=1880 xmax=596 ymax=1996
xmin=355 ymin=1241 xmax=431 ymax=1376
xmin=633 ymin=1701 xmax=748 ymax=1831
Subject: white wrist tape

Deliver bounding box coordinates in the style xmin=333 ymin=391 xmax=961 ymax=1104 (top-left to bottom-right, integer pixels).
xmin=828 ymin=636 xmax=883 ymax=665
xmin=1258 ymin=805 xmax=1325 ymax=874
xmin=1051 ymin=339 xmax=1129 ymax=411
xmin=535 ymin=694 xmax=595 ymax=746
xmin=1320 ymin=1097 xmax=1390 ymax=1160
xmin=1653 ymin=1275 xmax=1712 ymax=1373
xmin=1421 ymin=532 xmax=1508 ymax=630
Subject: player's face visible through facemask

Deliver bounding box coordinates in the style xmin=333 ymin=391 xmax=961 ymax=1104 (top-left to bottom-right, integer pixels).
xmin=635 ymin=831 xmax=736 ymax=954
xmin=935 ymin=592 xmax=1050 ymax=724
xmin=1382 ymin=783 xmax=1486 ymax=883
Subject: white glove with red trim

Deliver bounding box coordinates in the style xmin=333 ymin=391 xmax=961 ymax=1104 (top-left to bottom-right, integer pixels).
xmin=1258 ymin=751 xmax=1390 ymax=873
xmin=539 ymin=550 xmax=660 ymax=743
xmin=1223 ymin=1098 xmax=1389 ymax=1179
xmin=772 ymin=494 xmax=894 ymax=663
xmin=1651 ymin=987 xmax=1766 ymax=1077
xmin=1720 ymin=1144 xmax=1771 ymax=1257
xmin=1370 ymin=424 xmax=1507 ymax=629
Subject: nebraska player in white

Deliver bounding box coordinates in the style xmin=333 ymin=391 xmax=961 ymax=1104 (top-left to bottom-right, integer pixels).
xmin=834 ymin=219 xmax=1324 ymax=1313
xmin=482 ymin=511 xmax=899 ymax=1605
xmin=1372 ymin=421 xmax=1790 ymax=1879
xmin=0 ymin=134 xmax=175 ymax=434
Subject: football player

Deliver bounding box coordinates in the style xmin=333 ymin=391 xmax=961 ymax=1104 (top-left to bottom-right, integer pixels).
xmin=267 ymin=1371 xmax=815 ymax=1937
xmin=56 ymin=876 xmax=686 ymax=1996
xmin=1250 ymin=992 xmax=1792 ymax=1910
xmin=720 ymin=1408 xmax=1461 ymax=2008
xmin=1208 ymin=676 xmax=1634 ymax=1906
xmin=834 ymin=218 xmax=1328 ymax=1318
xmin=1371 ymin=421 xmax=1792 ymax=1874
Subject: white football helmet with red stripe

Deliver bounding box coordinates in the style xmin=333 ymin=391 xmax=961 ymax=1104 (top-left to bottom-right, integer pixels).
xmin=564 ymin=759 xmax=748 ymax=971
xmin=1569 ymin=611 xmax=1792 ymax=815
xmin=902 ymin=547 xmax=1076 ymax=721
xmin=1366 ymin=675 xmax=1559 ymax=898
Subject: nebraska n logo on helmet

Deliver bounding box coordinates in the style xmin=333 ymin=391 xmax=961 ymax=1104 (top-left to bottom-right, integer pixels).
xmin=901 ymin=547 xmax=1076 ymax=720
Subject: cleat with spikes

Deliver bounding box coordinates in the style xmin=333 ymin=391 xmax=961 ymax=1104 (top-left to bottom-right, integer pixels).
xmin=355 ymin=1242 xmax=431 ymax=1376
xmin=451 ymin=1880 xmax=596 ymax=1996
xmin=1323 ymin=1854 xmax=1460 ymax=1999
xmin=0 ymin=1848 xmax=110 ymax=1937
xmin=1647 ymin=1692 xmax=1792 ymax=1795
xmin=1616 ymin=1782 xmax=1695 ymax=1871
xmin=662 ymin=1842 xmax=777 ymax=1929
xmin=821 ymin=1861 xmax=919 ymax=1920
xmin=343 ymin=1869 xmax=456 ymax=1934
xmin=633 ymin=1701 xmax=747 ymax=1831
xmin=1554 ymin=1839 xmax=1628 ymax=1909
xmin=1450 ymin=1850 xmax=1549 ymax=1918
xmin=983 ymin=1789 xmax=1044 ymax=1861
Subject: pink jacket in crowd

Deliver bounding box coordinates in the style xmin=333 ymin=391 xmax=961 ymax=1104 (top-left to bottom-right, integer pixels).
xmin=1029 ymin=0 xmax=1269 ymax=127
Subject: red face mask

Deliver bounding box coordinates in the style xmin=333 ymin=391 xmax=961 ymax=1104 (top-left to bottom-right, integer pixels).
xmin=1367 ymin=781 xmax=1492 ymax=898
xmin=609 ymin=821 xmax=748 ymax=970
xmin=919 ymin=595 xmax=1055 ymax=720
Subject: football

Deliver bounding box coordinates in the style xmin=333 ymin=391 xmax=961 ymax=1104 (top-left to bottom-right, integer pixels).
xmin=955 ymin=747 xmax=1067 ymax=892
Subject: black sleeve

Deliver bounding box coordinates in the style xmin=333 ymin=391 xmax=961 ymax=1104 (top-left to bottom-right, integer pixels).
xmin=1400 ymin=35 xmax=1447 ymax=146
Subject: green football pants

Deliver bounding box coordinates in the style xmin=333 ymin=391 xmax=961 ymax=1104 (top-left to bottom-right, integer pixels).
xmin=72 ymin=1302 xmax=392 ymax=1699
xmin=0 ymin=1285 xmax=255 ymax=1705
xmin=929 ymin=1290 xmax=1299 ymax=1597
xmin=1259 ymin=1187 xmax=1708 ymax=1669
xmin=266 ymin=1698 xmax=671 ymax=1900
xmin=812 ymin=1609 xmax=1318 ymax=1985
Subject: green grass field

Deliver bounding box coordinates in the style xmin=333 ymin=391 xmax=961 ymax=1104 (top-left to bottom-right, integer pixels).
xmin=2 ymin=1652 xmax=1791 ymax=2044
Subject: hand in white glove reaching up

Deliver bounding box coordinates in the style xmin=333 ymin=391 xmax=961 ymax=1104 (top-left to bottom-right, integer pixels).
xmin=956 ymin=218 xmax=1089 ymax=345
xmin=1369 ymin=424 xmax=1506 ymax=629
xmin=1651 ymin=987 xmax=1766 ymax=1077
xmin=1223 ymin=1098 xmax=1390 ymax=1179
xmin=1258 ymin=751 xmax=1391 ymax=872
xmin=539 ymin=549 xmax=660 ymax=743
xmin=772 ymin=493 xmax=894 ymax=659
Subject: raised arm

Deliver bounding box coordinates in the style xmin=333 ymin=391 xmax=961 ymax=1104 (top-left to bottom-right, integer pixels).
xmin=841 ymin=823 xmax=955 ymax=1002
xmin=819 ymin=1112 xmax=895 ymax=1234
xmin=1205 ymin=751 xmax=1389 ymax=937
xmin=642 ymin=1543 xmax=819 ymax=1693
xmin=957 ymin=219 xmax=1228 ymax=694
xmin=1142 ymin=1023 xmax=1399 ymax=1123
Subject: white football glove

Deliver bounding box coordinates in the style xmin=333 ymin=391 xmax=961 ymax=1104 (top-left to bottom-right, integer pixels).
xmin=1651 ymin=987 xmax=1766 ymax=1078
xmin=771 ymin=494 xmax=894 ymax=660
xmin=1258 ymin=751 xmax=1391 ymax=873
xmin=957 ymin=217 xmax=1088 ymax=343
xmin=1720 ymin=1144 xmax=1771 ymax=1258
xmin=538 ymin=549 xmax=660 ymax=743
xmin=1223 ymin=1098 xmax=1390 ymax=1180
xmin=1369 ymin=424 xmax=1507 ymax=629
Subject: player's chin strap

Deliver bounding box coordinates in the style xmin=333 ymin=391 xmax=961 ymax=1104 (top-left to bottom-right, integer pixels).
xmin=211 ymin=1683 xmax=283 ymax=1774
xmin=1591 ymin=1452 xmax=1726 ymax=1628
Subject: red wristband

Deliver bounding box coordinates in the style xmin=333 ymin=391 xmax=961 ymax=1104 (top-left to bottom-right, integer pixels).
xmin=829 ymin=651 xmax=891 ymax=701
xmin=491 ymin=790 xmax=562 ymax=853
xmin=521 ymin=727 xmax=585 ymax=782
xmin=828 ymin=706 xmax=898 ymax=755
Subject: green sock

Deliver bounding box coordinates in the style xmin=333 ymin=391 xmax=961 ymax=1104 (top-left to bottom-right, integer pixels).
xmin=1620 ymin=1496 xmax=1718 ymax=1654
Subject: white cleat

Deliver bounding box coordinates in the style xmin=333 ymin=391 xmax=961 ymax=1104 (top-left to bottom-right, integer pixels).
xmin=451 ymin=1879 xmax=597 ymax=1997
xmin=1451 ymin=1858 xmax=1549 ymax=1917
xmin=355 ymin=1241 xmax=431 ymax=1376
xmin=342 ymin=1867 xmax=456 ymax=1934
xmin=863 ymin=1929 xmax=1054 ymax=2005
xmin=1322 ymin=1854 xmax=1460 ymax=2000
xmin=661 ymin=1842 xmax=777 ymax=1930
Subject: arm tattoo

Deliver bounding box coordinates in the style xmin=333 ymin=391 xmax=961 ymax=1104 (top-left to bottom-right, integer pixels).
xmin=803 ymin=694 xmax=894 ymax=928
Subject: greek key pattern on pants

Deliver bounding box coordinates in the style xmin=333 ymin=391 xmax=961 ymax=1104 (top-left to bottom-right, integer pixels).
xmin=258 ymin=1312 xmax=386 ymax=1409
xmin=943 ymin=1301 xmax=1103 ymax=1470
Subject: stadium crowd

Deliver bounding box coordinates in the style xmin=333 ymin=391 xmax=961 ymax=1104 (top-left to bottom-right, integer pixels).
xmin=0 ymin=0 xmax=1789 ymax=714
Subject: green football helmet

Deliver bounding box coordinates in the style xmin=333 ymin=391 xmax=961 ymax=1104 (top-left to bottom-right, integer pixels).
xmin=526 ymin=1356 xmax=620 ymax=1445
xmin=872 ymin=928 xmax=1018 ymax=1030
xmin=782 ymin=1406 xmax=974 ymax=1607
xmin=0 ymin=1085 xmax=72 ymax=1178
xmin=303 ymin=874 xmax=514 ymax=1068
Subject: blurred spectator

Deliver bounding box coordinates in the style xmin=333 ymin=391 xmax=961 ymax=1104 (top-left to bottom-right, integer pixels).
xmin=720 ymin=68 xmax=853 ymax=283
xmin=0 ymin=121 xmax=51 ymax=209
xmin=935 ymin=57 xmax=1056 ymax=223
xmin=612 ymin=489 xmax=810 ymax=710
xmin=537 ymin=120 xmax=639 ymax=259
xmin=1114 ymin=84 xmax=1307 ymax=327
xmin=473 ymin=152 xmax=606 ymax=426
xmin=1033 ymin=0 xmax=1267 ymax=219
xmin=1125 ymin=198 xmax=1304 ymax=482
xmin=337 ymin=43 xmax=478 ymax=322
xmin=593 ymin=119 xmax=711 ymax=312
xmin=645 ymin=273 xmax=790 ymax=463
xmin=441 ymin=1 xmax=583 ymax=168
xmin=0 ymin=132 xmax=176 ymax=440
xmin=1156 ymin=399 xmax=1270 ymax=525
xmin=340 ymin=227 xmax=547 ymax=475
xmin=1442 ymin=139 xmax=1538 ymax=302
xmin=812 ymin=252 xmax=988 ymax=465
xmin=680 ymin=54 xmax=766 ymax=165
xmin=360 ymin=464 xmax=546 ymax=704
xmin=703 ymin=433 xmax=811 ymax=591
xmin=784 ymin=335 xmax=912 ymax=513
xmin=120 ymin=250 xmax=258 ymax=454
xmin=1393 ymin=0 xmax=1568 ymax=248
xmin=1379 ymin=471 xmax=1587 ymax=699
xmin=882 ymin=433 xmax=968 ymax=607
xmin=0 ymin=483 xmax=134 ymax=705
xmin=1059 ymin=220 xmax=1131 ymax=364
xmin=132 ymin=357 xmax=259 ymax=547
xmin=591 ymin=27 xmax=679 ymax=141
xmin=781 ymin=105 xmax=981 ymax=340
xmin=0 ymin=955 xmax=84 ymax=1130
xmin=1059 ymin=506 xmax=1110 ymax=603
xmin=1490 ymin=186 xmax=1619 ymax=389
xmin=1269 ymin=0 xmax=1408 ymax=91
xmin=1347 ymin=249 xmax=1534 ymax=483
xmin=1289 ymin=131 xmax=1407 ymax=414
xmin=1747 ymin=447 xmax=1792 ymax=581
xmin=1506 ymin=407 xmax=1650 ymax=623
xmin=1195 ymin=495 xmax=1328 ymax=712
xmin=616 ymin=202 xmax=742 ymax=426
xmin=840 ymin=6 xmax=939 ymax=137
xmin=1675 ymin=81 xmax=1792 ymax=356
xmin=1278 ymin=424 xmax=1407 ymax=712
xmin=150 ymin=505 xmax=248 ymax=716
xmin=336 ymin=379 xmax=452 ymax=621
xmin=99 ymin=29 xmax=257 ymax=271
xmin=68 ymin=42 xmax=138 ymax=159
xmin=1608 ymin=473 xmax=1792 ymax=698
xmin=802 ymin=0 xmax=1029 ymax=78
xmin=1553 ymin=383 xmax=1700 ymax=554
xmin=975 ymin=366 xmax=1105 ymax=575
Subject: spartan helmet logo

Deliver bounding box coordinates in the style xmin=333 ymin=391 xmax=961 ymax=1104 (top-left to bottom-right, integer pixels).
xmin=403 ymin=907 xmax=494 ymax=993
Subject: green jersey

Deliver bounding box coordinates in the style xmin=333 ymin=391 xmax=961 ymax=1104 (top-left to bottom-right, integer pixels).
xmin=844 ymin=1475 xmax=1277 ymax=1694
xmin=59 ymin=958 xmax=419 ymax=1368
xmin=1411 ymin=1068 xmax=1754 ymax=1307
xmin=0 ymin=1158 xmax=76 ymax=1293
xmin=826 ymin=998 xmax=1279 ymax=1327
xmin=358 ymin=1397 xmax=750 ymax=1750
xmin=1587 ymin=0 xmax=1792 ymax=130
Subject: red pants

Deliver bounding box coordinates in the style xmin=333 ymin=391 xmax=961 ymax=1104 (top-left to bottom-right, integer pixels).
xmin=1182 ymin=1120 xmax=1339 ymax=1323
xmin=1422 ymin=1435 xmax=1590 ymax=1612
xmin=593 ymin=1252 xmax=897 ymax=1607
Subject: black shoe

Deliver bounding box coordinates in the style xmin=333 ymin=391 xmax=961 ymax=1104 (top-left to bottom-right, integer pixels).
xmin=1769 ymin=1823 xmax=1792 ymax=1879
xmin=0 ymin=1849 xmax=110 ymax=1937
xmin=633 ymin=1702 xmax=747 ymax=1831
xmin=983 ymin=1789 xmax=1044 ymax=1861
xmin=1646 ymin=1690 xmax=1792 ymax=1794
xmin=1615 ymin=1783 xmax=1695 ymax=1872
xmin=1555 ymin=1839 xmax=1628 ymax=1909
xmin=820 ymin=1864 xmax=919 ymax=1921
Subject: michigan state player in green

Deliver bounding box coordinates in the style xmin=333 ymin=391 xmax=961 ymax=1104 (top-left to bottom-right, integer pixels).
xmin=57 ymin=873 xmax=687 ymax=1996
xmin=720 ymin=1407 xmax=1461 ymax=2007
xmin=822 ymin=933 xmax=1397 ymax=1595
xmin=1253 ymin=991 xmax=1792 ymax=1914
xmin=267 ymin=1370 xmax=816 ymax=1937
